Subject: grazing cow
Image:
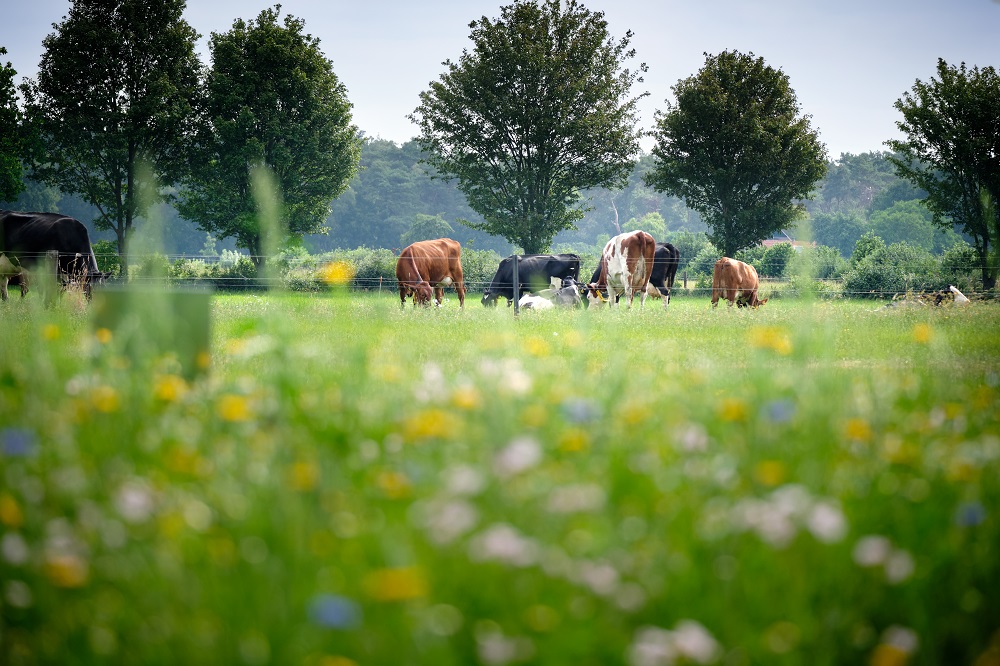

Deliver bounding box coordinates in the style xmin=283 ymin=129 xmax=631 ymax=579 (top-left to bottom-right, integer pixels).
xmin=482 ymin=253 xmax=581 ymax=307
xmin=395 ymin=238 xmax=467 ymax=308
xmin=586 ymin=230 xmax=656 ymax=309
xmin=0 ymin=210 xmax=106 ymax=300
xmin=644 ymin=242 xmax=681 ymax=307
xmin=0 ymin=253 xmax=27 ymax=301
xmin=711 ymin=257 xmax=767 ymax=308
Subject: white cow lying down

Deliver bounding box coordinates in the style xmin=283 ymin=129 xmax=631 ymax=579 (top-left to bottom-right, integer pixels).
xmin=516 ymin=278 xmax=584 ymax=310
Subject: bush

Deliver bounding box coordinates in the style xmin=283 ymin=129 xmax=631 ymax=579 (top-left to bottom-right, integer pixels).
xmin=941 ymin=241 xmax=981 ymax=292
xmin=134 ymin=252 xmax=171 ymax=283
xmin=842 ymin=241 xmax=940 ymax=298
xmin=459 ymin=248 xmax=504 ymax=293
xmin=92 ymin=239 xmax=122 ymax=279
xmin=688 ymin=243 xmax=722 ymax=278
xmin=212 ymin=256 xmax=259 ymax=291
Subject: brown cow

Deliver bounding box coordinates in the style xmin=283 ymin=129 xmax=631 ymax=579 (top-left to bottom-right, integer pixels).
xmin=711 ymin=257 xmax=767 ymax=308
xmin=586 ymin=230 xmax=656 ymax=308
xmin=395 ymin=238 xmax=467 ymax=308
xmin=0 ymin=253 xmax=27 ymax=301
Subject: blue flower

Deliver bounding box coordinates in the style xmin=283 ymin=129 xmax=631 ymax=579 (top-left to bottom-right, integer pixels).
xmin=955 ymin=502 xmax=986 ymax=527
xmin=1 ymin=428 xmax=36 ymax=457
xmin=561 ymin=398 xmax=600 ymax=424
xmin=308 ymin=594 xmax=361 ymax=629
xmin=764 ymin=400 xmax=796 ymax=424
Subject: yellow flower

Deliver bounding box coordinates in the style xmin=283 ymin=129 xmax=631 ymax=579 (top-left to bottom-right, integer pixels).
xmin=317 ymin=657 xmax=358 ymax=666
xmin=558 ymin=428 xmax=590 ymax=452
xmin=718 ymin=398 xmax=748 ymax=422
xmin=154 ymin=374 xmax=188 ymax=402
xmin=621 ymin=403 xmax=652 ymax=426
xmin=845 ymin=418 xmax=873 ymax=442
xmin=520 ymin=403 xmax=547 ymax=428
xmin=750 ymin=326 xmax=792 ymax=355
xmin=376 ymin=470 xmax=412 ymax=499
xmin=289 ymin=461 xmax=320 ymax=492
xmin=912 ymin=323 xmax=932 ymax=344
xmin=451 ymin=387 xmax=482 ymax=410
xmin=217 ymin=394 xmax=251 ymax=422
xmin=524 ymin=335 xmax=550 ymax=357
xmin=754 ymin=460 xmax=787 ymax=487
xmin=42 ymin=324 xmax=60 ymax=341
xmin=364 ymin=566 xmax=428 ymax=602
xmin=403 ymin=409 xmax=455 ymax=440
xmin=92 ymin=385 xmax=121 ymax=413
xmin=95 ymin=327 xmax=113 ymax=344
xmin=869 ymin=644 xmax=908 ymax=666
xmin=196 ymin=350 xmax=211 ymax=370
xmin=319 ymin=261 xmax=356 ymax=286
xmin=0 ymin=493 xmax=24 ymax=528
xmin=45 ymin=554 xmax=89 ymax=588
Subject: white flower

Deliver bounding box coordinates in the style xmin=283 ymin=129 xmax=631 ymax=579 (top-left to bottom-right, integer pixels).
xmin=423 ymin=500 xmax=479 ymax=545
xmin=415 ymin=362 xmax=447 ymax=403
xmin=576 ymin=560 xmax=620 ymax=596
xmin=629 ymin=626 xmax=678 ymax=666
xmin=444 ymin=464 xmax=485 ymax=496
xmin=546 ymin=484 xmax=606 ymax=514
xmin=881 ymin=625 xmax=919 ymax=654
xmin=806 ymin=502 xmax=848 ymax=543
xmin=673 ymin=620 xmax=721 ymax=664
xmin=468 ymin=523 xmax=539 ymax=567
xmin=494 ymin=437 xmax=542 ymax=477
xmin=853 ymin=535 xmax=892 ymax=567
xmin=675 ymin=424 xmax=709 ymax=452
xmin=115 ymin=480 xmax=155 ymax=523
xmin=885 ymin=549 xmax=915 ymax=584
xmin=1 ymin=532 xmax=29 ymax=565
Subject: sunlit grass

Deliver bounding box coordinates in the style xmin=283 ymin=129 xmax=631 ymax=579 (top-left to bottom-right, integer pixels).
xmin=1 ymin=292 xmax=998 ymax=665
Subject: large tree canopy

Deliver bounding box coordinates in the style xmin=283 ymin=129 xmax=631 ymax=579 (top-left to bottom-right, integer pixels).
xmin=20 ymin=0 xmax=201 ymax=273
xmin=0 ymin=47 xmax=25 ymax=203
xmin=886 ymin=58 xmax=1000 ymax=289
xmin=644 ymin=50 xmax=827 ymax=257
xmin=178 ymin=6 xmax=361 ymax=270
xmin=410 ymin=0 xmax=648 ymax=254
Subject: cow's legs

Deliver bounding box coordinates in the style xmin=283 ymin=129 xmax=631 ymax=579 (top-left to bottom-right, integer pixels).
xmin=1 ymin=277 xmax=8 ymax=301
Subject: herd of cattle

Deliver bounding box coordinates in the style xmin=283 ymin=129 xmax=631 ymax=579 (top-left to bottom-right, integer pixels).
xmin=0 ymin=209 xmax=768 ymax=309
xmin=396 ymin=231 xmax=768 ymax=310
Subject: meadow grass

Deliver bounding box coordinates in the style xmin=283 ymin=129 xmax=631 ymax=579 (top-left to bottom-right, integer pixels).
xmin=1 ymin=290 xmax=998 ymax=665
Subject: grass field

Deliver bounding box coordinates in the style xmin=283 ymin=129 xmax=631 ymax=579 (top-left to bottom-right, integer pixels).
xmin=1 ymin=291 xmax=999 ymax=665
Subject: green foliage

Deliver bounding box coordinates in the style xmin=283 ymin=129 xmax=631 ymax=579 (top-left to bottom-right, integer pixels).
xmin=91 ymin=239 xmax=122 ymax=278
xmin=843 ymin=241 xmax=940 ymax=298
xmin=941 ymin=241 xmax=981 ymax=292
xmin=178 ymin=6 xmax=361 ymax=268
xmin=645 ymin=50 xmax=827 ymax=257
xmin=869 ymin=199 xmax=936 ymax=251
xmin=663 ymin=230 xmax=711 ymax=273
xmin=0 ymin=47 xmax=25 ymax=202
xmin=887 ymin=58 xmax=1000 ymax=289
xmin=411 ymin=0 xmax=647 ymax=254
xmin=623 ymin=211 xmax=666 ymax=238
xmin=20 ymin=0 xmax=202 ymax=273
xmin=135 ymin=252 xmax=172 ymax=281
xmin=810 ymin=211 xmax=868 ymax=258
xmin=760 ymin=243 xmax=796 ymax=278
xmin=851 ymin=231 xmax=886 ymax=266
xmin=401 ymin=214 xmax=455 ymax=247
xmin=688 ymin=242 xmax=722 ymax=277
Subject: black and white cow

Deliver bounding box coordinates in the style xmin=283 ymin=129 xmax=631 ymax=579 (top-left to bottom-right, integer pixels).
xmin=482 ymin=253 xmax=581 ymax=307
xmin=0 ymin=210 xmax=107 ymax=301
xmin=645 ymin=242 xmax=681 ymax=307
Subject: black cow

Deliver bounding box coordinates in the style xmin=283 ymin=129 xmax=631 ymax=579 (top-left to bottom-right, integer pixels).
xmin=0 ymin=210 xmax=106 ymax=301
xmin=646 ymin=242 xmax=681 ymax=307
xmin=482 ymin=253 xmax=581 ymax=307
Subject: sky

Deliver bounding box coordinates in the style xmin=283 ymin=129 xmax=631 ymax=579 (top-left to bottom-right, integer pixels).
xmin=4 ymin=0 xmax=999 ymax=159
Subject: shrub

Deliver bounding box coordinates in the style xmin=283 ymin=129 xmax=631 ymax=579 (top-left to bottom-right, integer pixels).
xmin=92 ymin=239 xmax=122 ymax=278
xmin=212 ymin=256 xmax=259 ymax=291
xmin=134 ymin=252 xmax=171 ymax=283
xmin=459 ymin=248 xmax=503 ymax=293
xmin=842 ymin=241 xmax=939 ymax=298
xmin=688 ymin=244 xmax=722 ymax=278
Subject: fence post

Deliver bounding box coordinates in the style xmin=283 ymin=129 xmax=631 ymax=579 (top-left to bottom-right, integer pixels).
xmin=379 ymin=276 xmax=382 ymax=294
xmin=683 ymin=271 xmax=687 ymax=289
xmin=512 ymin=254 xmax=520 ymax=316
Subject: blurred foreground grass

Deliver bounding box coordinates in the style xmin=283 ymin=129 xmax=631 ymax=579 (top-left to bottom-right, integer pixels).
xmin=1 ymin=293 xmax=998 ymax=666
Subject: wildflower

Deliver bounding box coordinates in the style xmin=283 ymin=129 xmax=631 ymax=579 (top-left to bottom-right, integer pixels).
xmin=477 ymin=627 xmax=535 ymax=666
xmin=1 ymin=428 xmax=36 ymax=457
xmin=524 ymin=335 xmax=550 ymax=357
xmin=319 ymin=260 xmax=356 ymax=286
xmin=469 ymin=523 xmax=539 ymax=567
xmin=885 ymin=550 xmax=915 ymax=584
xmin=308 ymin=594 xmax=361 ymax=629
xmin=363 ymin=566 xmax=428 ymax=602
xmin=2 ymin=533 xmax=29 ymax=565
xmin=376 ymin=470 xmax=411 ymax=499
xmin=764 ymin=399 xmax=796 ymax=423
xmin=115 ymin=481 xmax=155 ymax=523
xmin=870 ymin=626 xmax=919 ymax=666
xmin=91 ymin=385 xmax=120 ymax=413
xmin=451 ymin=385 xmax=482 ymax=410
xmin=42 ymin=324 xmax=60 ymax=341
xmin=807 ymin=502 xmax=848 ymax=543
xmin=546 ymin=484 xmax=606 ymax=514
xmin=845 ymin=418 xmax=873 ymax=442
xmin=0 ymin=493 xmax=23 ymax=528
xmin=629 ymin=621 xmax=721 ymax=666
xmin=912 ymin=323 xmax=932 ymax=344
xmin=673 ymin=621 xmax=722 ymax=664
xmin=853 ymin=535 xmax=892 ymax=567
xmin=557 ymin=427 xmax=590 ymax=452
xmin=675 ymin=424 xmax=709 ymax=452
xmin=44 ymin=553 xmax=89 ymax=588
xmin=289 ymin=461 xmax=320 ymax=492
xmin=577 ymin=560 xmax=620 ymax=596
xmin=494 ymin=436 xmax=542 ymax=477
xmin=561 ymin=397 xmax=599 ymax=424
xmin=421 ymin=499 xmax=478 ymax=545
xmin=443 ymin=464 xmax=485 ymax=496
xmin=718 ymin=398 xmax=748 ymax=422
xmin=217 ymin=394 xmax=251 ymax=422
xmin=95 ymin=327 xmax=113 ymax=344
xmin=403 ymin=408 xmax=455 ymax=440
xmin=4 ymin=580 xmax=33 ymax=609
xmin=753 ymin=460 xmax=787 ymax=487
xmin=154 ymin=374 xmax=188 ymax=402
xmin=750 ymin=326 xmax=792 ymax=355
xmin=954 ymin=501 xmax=986 ymax=527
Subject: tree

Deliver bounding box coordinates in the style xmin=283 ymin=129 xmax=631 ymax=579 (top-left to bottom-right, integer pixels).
xmin=20 ymin=0 xmax=201 ymax=275
xmin=401 ymin=213 xmax=455 ymax=246
xmin=645 ymin=50 xmax=827 ymax=257
xmin=886 ymin=59 xmax=1000 ymax=289
xmin=0 ymin=47 xmax=25 ymax=202
xmin=410 ymin=0 xmax=648 ymax=254
xmin=811 ymin=210 xmax=868 ymax=258
xmin=178 ymin=6 xmax=361 ymax=271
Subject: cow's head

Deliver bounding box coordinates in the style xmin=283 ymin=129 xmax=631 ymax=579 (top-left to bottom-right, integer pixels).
xmin=585 ymin=283 xmax=607 ymax=308
xmin=481 ymin=290 xmax=501 ymax=307
xmin=413 ymin=283 xmax=435 ymax=306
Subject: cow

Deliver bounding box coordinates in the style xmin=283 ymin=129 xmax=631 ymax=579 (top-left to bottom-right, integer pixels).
xmin=0 ymin=253 xmax=27 ymax=302
xmin=515 ymin=277 xmax=584 ymax=311
xmin=517 ymin=293 xmax=555 ymax=310
xmin=482 ymin=253 xmax=581 ymax=307
xmin=0 ymin=210 xmax=106 ymax=301
xmin=395 ymin=237 xmax=467 ymax=308
xmin=644 ymin=242 xmax=681 ymax=308
xmin=711 ymin=257 xmax=767 ymax=308
xmin=585 ymin=230 xmax=656 ymax=309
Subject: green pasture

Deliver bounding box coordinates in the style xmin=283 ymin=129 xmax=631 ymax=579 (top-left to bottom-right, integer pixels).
xmin=1 ymin=291 xmax=998 ymax=666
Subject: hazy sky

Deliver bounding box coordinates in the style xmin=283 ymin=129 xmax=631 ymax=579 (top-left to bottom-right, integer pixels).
xmin=4 ymin=0 xmax=999 ymax=159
